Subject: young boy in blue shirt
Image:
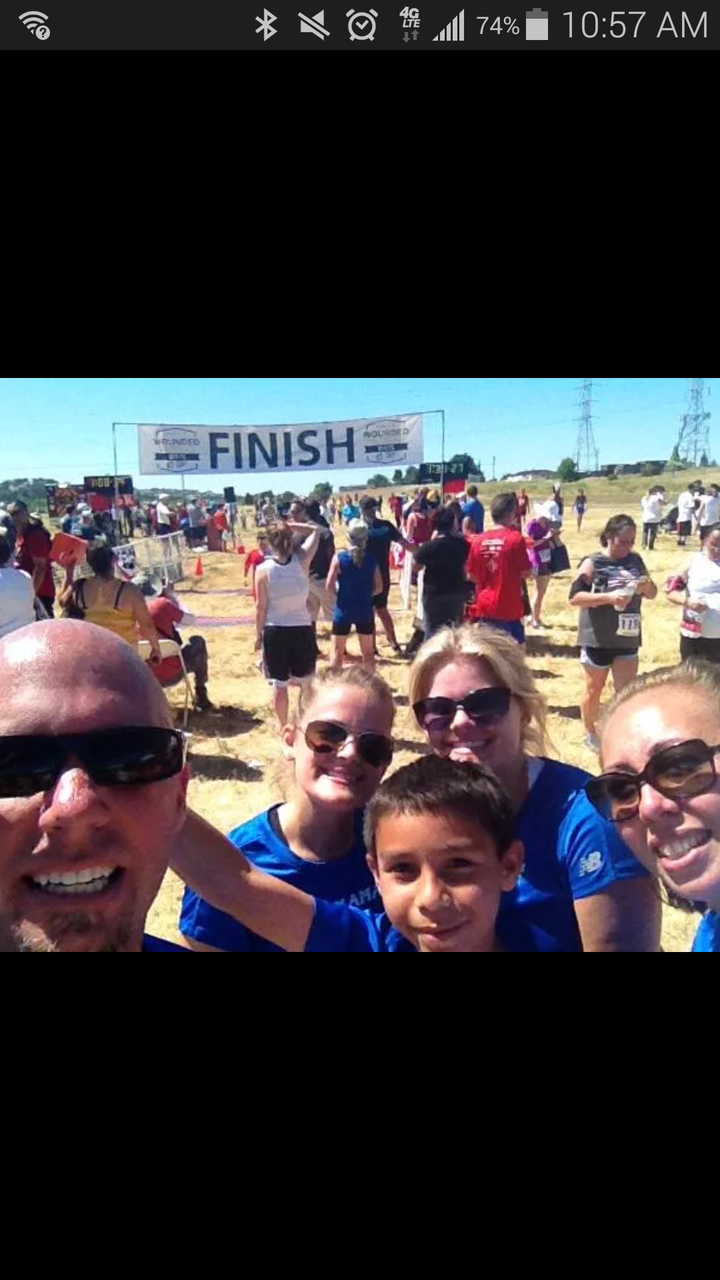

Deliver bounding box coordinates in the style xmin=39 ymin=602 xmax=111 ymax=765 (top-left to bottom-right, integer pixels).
xmin=172 ymin=756 xmax=525 ymax=953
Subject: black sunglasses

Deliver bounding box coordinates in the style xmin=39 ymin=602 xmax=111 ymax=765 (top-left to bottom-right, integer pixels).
xmin=301 ymin=720 xmax=394 ymax=768
xmin=586 ymin=739 xmax=720 ymax=823
xmin=0 ymin=727 xmax=188 ymax=799
xmin=413 ymin=687 xmax=512 ymax=731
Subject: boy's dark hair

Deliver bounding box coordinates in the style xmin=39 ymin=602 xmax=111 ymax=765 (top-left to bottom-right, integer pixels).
xmin=467 ymin=484 xmax=478 ymax=498
xmin=433 ymin=506 xmax=455 ymax=534
xmin=599 ymin=514 xmax=636 ymax=548
xmin=364 ymin=756 xmax=515 ymax=861
xmin=490 ymin=492 xmax=518 ymax=524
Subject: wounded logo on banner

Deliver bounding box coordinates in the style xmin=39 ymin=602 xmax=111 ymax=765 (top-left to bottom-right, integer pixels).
xmin=152 ymin=427 xmax=203 ymax=473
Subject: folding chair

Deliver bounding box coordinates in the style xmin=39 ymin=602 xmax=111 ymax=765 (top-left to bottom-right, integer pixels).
xmin=138 ymin=639 xmax=197 ymax=728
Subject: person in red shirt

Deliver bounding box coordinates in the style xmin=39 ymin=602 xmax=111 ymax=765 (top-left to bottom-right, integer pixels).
xmin=244 ymin=535 xmax=269 ymax=601
xmin=135 ymin=575 xmax=213 ymax=712
xmin=466 ymin=491 xmax=532 ymax=645
xmin=8 ymin=501 xmax=56 ymax=616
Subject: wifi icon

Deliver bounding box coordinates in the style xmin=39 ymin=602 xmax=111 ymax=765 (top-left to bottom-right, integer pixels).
xmin=18 ymin=10 xmax=51 ymax=39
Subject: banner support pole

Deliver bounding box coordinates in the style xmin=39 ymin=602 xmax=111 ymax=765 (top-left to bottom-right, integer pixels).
xmin=440 ymin=409 xmax=446 ymax=499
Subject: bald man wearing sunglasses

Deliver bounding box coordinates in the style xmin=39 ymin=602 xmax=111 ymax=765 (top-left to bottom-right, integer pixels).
xmin=0 ymin=620 xmax=189 ymax=952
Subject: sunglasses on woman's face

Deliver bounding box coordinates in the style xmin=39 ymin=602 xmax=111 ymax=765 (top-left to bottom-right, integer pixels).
xmin=300 ymin=720 xmax=394 ymax=769
xmin=413 ymin=687 xmax=512 ymax=732
xmin=586 ymin=739 xmax=720 ymax=823
xmin=0 ymin=727 xmax=188 ymax=799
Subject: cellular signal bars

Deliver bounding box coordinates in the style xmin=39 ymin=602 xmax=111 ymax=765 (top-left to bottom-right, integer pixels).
xmin=433 ymin=9 xmax=464 ymax=40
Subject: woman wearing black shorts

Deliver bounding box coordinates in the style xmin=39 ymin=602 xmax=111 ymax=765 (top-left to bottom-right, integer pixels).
xmin=569 ymin=514 xmax=657 ymax=753
xmin=255 ymin=520 xmax=321 ymax=728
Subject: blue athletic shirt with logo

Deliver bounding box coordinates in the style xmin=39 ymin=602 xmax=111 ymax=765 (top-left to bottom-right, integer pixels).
xmin=179 ymin=806 xmax=379 ymax=951
xmin=304 ymin=899 xmax=550 ymax=952
xmin=692 ymin=911 xmax=720 ymax=952
xmin=496 ymin=758 xmax=649 ymax=952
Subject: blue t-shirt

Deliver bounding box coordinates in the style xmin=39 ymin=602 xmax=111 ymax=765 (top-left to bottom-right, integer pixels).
xmin=462 ymin=498 xmax=485 ymax=533
xmin=496 ymin=758 xmax=649 ymax=952
xmin=179 ymin=806 xmax=379 ymax=952
xmin=142 ymin=934 xmax=188 ymax=952
xmin=333 ymin=549 xmax=378 ymax=624
xmin=305 ymin=900 xmax=413 ymax=952
xmin=692 ymin=911 xmax=720 ymax=952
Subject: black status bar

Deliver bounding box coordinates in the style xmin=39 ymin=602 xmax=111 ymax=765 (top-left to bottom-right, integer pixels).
xmin=1 ymin=3 xmax=715 ymax=50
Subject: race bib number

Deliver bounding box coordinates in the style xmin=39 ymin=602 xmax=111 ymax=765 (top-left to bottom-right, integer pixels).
xmin=539 ymin=548 xmax=552 ymax=563
xmin=617 ymin=613 xmax=640 ymax=637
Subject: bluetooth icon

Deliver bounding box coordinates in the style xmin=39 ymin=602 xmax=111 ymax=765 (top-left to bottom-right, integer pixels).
xmin=256 ymin=8 xmax=278 ymax=39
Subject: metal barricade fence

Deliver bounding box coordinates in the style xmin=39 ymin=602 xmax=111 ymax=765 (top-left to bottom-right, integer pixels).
xmin=67 ymin=532 xmax=188 ymax=585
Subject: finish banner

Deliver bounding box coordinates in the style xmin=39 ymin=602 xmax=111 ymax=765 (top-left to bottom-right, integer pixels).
xmin=137 ymin=415 xmax=424 ymax=476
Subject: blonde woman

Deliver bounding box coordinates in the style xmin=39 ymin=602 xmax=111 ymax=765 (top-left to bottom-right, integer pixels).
xmin=325 ymin=519 xmax=382 ymax=671
xmin=407 ymin=624 xmax=660 ymax=951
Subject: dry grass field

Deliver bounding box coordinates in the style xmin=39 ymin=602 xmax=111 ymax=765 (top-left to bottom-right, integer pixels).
xmin=145 ymin=483 xmax=705 ymax=952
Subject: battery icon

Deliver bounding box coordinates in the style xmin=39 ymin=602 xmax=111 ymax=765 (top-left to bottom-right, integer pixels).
xmin=525 ymin=7 xmax=548 ymax=39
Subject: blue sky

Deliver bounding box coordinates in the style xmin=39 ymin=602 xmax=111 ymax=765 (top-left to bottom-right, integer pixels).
xmin=0 ymin=378 xmax=715 ymax=493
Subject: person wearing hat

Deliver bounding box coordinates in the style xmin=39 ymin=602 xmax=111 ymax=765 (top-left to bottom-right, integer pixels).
xmin=360 ymin=495 xmax=411 ymax=655
xmin=325 ymin=520 xmax=383 ymax=671
xmin=135 ymin=574 xmax=214 ymax=711
xmin=7 ymin=500 xmax=56 ymax=618
xmin=156 ymin=494 xmax=172 ymax=536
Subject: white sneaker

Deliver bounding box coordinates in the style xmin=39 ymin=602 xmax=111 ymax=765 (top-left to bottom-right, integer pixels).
xmin=584 ymin=733 xmax=600 ymax=753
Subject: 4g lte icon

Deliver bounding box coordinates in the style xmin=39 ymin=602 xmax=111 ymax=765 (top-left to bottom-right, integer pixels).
xmin=400 ymin=6 xmax=420 ymax=28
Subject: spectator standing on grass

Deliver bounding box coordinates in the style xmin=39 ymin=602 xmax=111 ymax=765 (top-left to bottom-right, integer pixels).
xmin=244 ymin=534 xmax=269 ymax=600
xmin=697 ymin=483 xmax=720 ymax=541
xmin=574 ymin=489 xmax=588 ymax=531
xmin=412 ymin=505 xmax=470 ymax=638
xmin=461 ymin=485 xmax=485 ymax=537
xmin=640 ymin=485 xmax=664 ymax=551
xmin=255 ymin=519 xmax=321 ymax=728
xmin=665 ymin=524 xmax=720 ymax=665
xmin=8 ymin=501 xmax=56 ymax=619
xmin=326 ymin=520 xmax=382 ymax=671
xmin=178 ymin=667 xmax=395 ymax=951
xmin=0 ymin=533 xmax=35 ymax=641
xmin=155 ymin=494 xmax=172 ymax=536
xmin=569 ymin=514 xmax=657 ymax=753
xmin=466 ymin=492 xmax=532 ymax=645
xmin=525 ymin=513 xmax=554 ymax=631
xmin=359 ymin=496 xmax=408 ymax=655
xmin=342 ymin=497 xmax=360 ymax=524
xmin=289 ymin=499 xmax=335 ymax=656
xmin=516 ymin=488 xmax=529 ymax=532
xmin=675 ymin=482 xmax=696 ymax=547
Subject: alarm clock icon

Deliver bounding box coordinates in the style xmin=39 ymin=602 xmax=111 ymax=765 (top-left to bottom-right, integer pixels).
xmin=346 ymin=8 xmax=377 ymax=39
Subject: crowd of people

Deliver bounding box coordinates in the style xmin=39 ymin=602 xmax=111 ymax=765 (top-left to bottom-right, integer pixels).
xmin=3 ymin=473 xmax=720 ymax=952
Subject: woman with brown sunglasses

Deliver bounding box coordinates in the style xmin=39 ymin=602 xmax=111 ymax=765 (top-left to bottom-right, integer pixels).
xmin=408 ymin=624 xmax=660 ymax=952
xmin=179 ymin=665 xmax=395 ymax=951
xmin=590 ymin=661 xmax=720 ymax=951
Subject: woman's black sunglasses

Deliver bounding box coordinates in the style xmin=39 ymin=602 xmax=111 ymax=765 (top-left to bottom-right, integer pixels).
xmin=301 ymin=720 xmax=394 ymax=768
xmin=586 ymin=739 xmax=720 ymax=823
xmin=413 ymin=687 xmax=512 ymax=731
xmin=0 ymin=727 xmax=188 ymax=799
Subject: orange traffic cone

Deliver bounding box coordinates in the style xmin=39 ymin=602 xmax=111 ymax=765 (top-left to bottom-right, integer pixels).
xmin=194 ymin=556 xmax=204 ymax=578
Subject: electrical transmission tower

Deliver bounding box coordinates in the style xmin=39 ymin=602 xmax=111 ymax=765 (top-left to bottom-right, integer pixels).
xmin=575 ymin=379 xmax=599 ymax=474
xmin=674 ymin=379 xmax=712 ymax=466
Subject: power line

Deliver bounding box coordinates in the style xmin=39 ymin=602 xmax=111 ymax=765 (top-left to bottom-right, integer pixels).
xmin=574 ymin=379 xmax=599 ymax=473
xmin=672 ymin=379 xmax=712 ymax=466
